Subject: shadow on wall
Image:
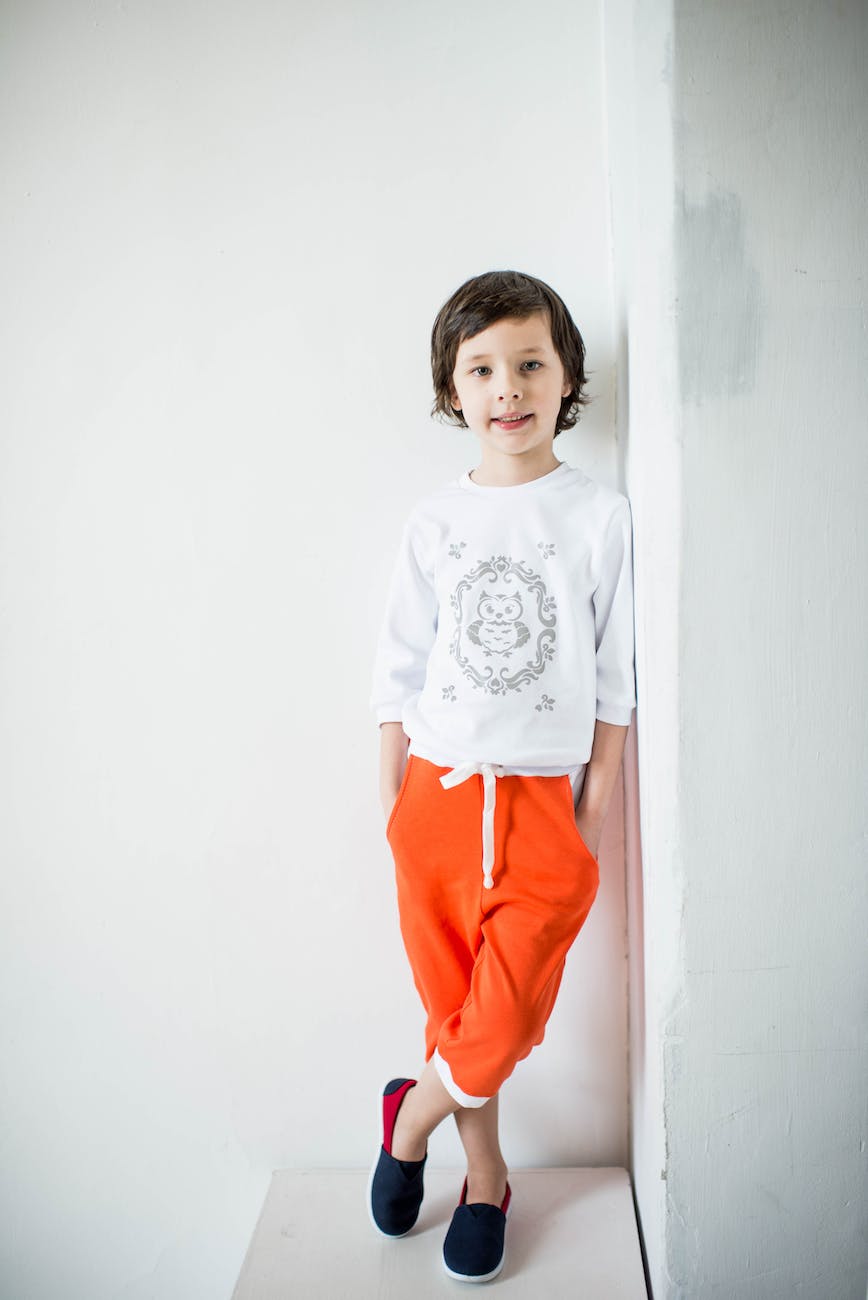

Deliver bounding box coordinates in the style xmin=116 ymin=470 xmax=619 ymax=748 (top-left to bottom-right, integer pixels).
xmin=676 ymin=188 xmax=763 ymax=402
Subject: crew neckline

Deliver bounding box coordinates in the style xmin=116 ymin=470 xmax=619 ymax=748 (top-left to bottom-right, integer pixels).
xmin=458 ymin=461 xmax=570 ymax=494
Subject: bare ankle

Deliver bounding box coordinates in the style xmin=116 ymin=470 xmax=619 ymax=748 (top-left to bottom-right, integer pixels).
xmin=466 ymin=1156 xmax=508 ymax=1178
xmin=390 ymin=1093 xmax=427 ymax=1162
xmin=465 ymin=1160 xmax=508 ymax=1207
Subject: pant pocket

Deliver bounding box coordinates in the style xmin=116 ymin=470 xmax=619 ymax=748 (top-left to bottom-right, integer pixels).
xmin=386 ymin=754 xmax=415 ymax=839
xmin=560 ymin=775 xmax=599 ymax=865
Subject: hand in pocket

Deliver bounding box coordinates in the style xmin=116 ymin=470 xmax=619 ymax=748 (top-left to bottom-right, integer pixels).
xmin=382 ymin=786 xmax=401 ymax=823
xmin=574 ymin=809 xmax=602 ymax=861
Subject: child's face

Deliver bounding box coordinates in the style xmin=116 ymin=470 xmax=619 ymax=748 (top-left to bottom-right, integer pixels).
xmin=448 ymin=313 xmax=571 ymax=461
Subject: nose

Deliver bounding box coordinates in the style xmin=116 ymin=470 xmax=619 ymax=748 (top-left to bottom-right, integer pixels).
xmin=497 ymin=373 xmax=522 ymax=401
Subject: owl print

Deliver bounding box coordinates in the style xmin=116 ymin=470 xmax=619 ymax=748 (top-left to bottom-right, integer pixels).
xmin=468 ymin=593 xmax=530 ymax=657
xmin=449 ymin=554 xmax=557 ymax=696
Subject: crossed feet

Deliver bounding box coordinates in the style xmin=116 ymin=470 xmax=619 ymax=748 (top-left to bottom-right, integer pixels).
xmin=390 ymin=1086 xmax=509 ymax=1208
xmin=370 ymin=1077 xmax=513 ymax=1282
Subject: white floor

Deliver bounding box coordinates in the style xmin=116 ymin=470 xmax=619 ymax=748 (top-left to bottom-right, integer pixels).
xmin=232 ymin=1166 xmax=648 ymax=1298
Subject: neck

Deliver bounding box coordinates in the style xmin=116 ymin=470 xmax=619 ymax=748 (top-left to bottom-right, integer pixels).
xmin=470 ymin=447 xmax=561 ymax=488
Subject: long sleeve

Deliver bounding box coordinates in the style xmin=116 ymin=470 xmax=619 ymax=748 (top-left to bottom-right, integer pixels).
xmin=369 ymin=511 xmax=439 ymax=726
xmin=593 ymin=498 xmax=637 ymax=725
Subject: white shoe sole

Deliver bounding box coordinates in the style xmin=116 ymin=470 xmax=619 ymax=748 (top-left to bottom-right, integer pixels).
xmin=443 ymin=1253 xmax=506 ymax=1284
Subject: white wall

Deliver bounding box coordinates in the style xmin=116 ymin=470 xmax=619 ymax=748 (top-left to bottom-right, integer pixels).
xmin=606 ymin=1 xmax=868 ymax=1295
xmin=0 ymin=3 xmax=630 ymax=1296
xmin=666 ymin=3 xmax=868 ymax=1295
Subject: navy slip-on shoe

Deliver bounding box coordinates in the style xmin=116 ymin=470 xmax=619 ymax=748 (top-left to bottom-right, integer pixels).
xmin=442 ymin=1177 xmax=512 ymax=1283
xmin=367 ymin=1077 xmax=427 ymax=1238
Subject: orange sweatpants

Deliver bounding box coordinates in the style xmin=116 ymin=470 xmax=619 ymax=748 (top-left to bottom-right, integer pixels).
xmin=385 ymin=753 xmax=599 ymax=1106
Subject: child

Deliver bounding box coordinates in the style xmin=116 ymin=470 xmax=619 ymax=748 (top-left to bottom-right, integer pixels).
xmin=366 ymin=269 xmax=636 ymax=1283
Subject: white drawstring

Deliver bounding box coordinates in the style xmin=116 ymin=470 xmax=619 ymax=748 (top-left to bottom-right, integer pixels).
xmin=438 ymin=761 xmax=510 ymax=889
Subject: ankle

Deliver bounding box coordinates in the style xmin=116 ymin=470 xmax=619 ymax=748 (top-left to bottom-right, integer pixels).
xmin=391 ymin=1130 xmax=427 ymax=1162
xmin=465 ymin=1160 xmax=508 ymax=1207
xmin=390 ymin=1096 xmax=428 ymax=1162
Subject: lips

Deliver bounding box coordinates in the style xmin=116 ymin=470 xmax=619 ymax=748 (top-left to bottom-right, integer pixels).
xmin=493 ymin=413 xmax=532 ymax=430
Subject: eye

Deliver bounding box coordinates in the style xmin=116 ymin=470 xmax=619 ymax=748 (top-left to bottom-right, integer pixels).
xmin=470 ymin=366 xmax=492 ymax=377
xmin=521 ymin=360 xmax=542 ymax=371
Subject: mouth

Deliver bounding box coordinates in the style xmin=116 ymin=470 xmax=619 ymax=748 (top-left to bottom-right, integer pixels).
xmin=492 ymin=413 xmax=532 ymax=430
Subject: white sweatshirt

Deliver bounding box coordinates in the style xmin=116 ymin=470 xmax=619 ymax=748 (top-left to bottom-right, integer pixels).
xmin=369 ymin=459 xmax=636 ymax=793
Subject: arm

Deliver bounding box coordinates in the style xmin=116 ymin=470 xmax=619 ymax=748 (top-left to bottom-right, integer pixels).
xmin=574 ymin=719 xmax=629 ymax=859
xmin=577 ymin=498 xmax=636 ymax=858
xmin=379 ymin=721 xmax=410 ymax=821
xmin=369 ymin=510 xmax=438 ymax=822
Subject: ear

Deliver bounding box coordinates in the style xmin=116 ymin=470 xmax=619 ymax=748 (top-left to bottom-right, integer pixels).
xmin=449 ymin=389 xmax=462 ymax=412
xmin=561 ymin=378 xmax=572 ymax=399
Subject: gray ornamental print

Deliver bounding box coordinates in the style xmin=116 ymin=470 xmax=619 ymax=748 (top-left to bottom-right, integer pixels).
xmin=449 ymin=554 xmax=557 ymax=696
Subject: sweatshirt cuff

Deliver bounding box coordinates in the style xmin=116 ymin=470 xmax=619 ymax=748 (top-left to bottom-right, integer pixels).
xmin=595 ymin=700 xmax=635 ymax=726
xmin=374 ymin=704 xmax=405 ymax=726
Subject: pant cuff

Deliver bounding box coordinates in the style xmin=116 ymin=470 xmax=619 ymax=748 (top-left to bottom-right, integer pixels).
xmin=433 ymin=1049 xmax=490 ymax=1108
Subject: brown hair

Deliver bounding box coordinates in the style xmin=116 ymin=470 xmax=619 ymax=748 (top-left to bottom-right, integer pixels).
xmin=430 ymin=269 xmax=590 ymax=434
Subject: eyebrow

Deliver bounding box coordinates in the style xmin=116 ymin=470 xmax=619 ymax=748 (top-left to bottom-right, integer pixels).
xmin=463 ymin=346 xmax=546 ymax=362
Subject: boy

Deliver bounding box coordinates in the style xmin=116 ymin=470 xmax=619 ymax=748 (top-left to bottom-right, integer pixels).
xmin=367 ymin=270 xmax=636 ymax=1283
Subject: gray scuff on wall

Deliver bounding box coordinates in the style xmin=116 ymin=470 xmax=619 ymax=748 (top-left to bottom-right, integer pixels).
xmin=675 ymin=188 xmax=762 ymax=404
